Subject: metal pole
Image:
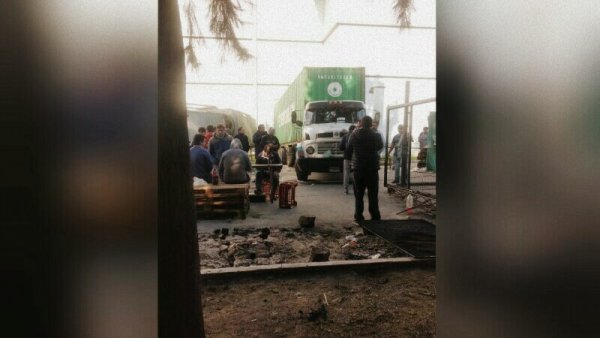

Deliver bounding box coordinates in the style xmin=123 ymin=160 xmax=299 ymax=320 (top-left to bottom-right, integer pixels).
xmin=407 ymin=104 xmax=413 ymax=189
xmin=403 ymin=81 xmax=410 ymax=187
xmin=387 ymin=97 xmax=436 ymax=111
xmin=384 ymin=105 xmax=390 ymax=187
xmin=254 ymin=0 xmax=259 ymax=123
xmin=403 ymin=81 xmax=410 ymax=136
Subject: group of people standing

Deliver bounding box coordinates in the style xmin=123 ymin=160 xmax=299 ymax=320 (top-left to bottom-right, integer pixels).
xmin=389 ymin=125 xmax=428 ymax=186
xmin=191 ymin=117 xmax=428 ymax=220
xmin=189 ymin=123 xmax=282 ymax=198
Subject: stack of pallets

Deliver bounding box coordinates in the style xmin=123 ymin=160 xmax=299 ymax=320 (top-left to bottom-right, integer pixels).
xmin=193 ymin=184 xmax=250 ymax=219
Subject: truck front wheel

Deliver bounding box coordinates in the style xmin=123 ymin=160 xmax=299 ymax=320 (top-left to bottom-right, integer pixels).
xmin=295 ymin=160 xmax=309 ymax=181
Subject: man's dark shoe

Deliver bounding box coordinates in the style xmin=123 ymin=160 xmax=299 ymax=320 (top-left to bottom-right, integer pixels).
xmin=354 ymin=215 xmax=365 ymax=221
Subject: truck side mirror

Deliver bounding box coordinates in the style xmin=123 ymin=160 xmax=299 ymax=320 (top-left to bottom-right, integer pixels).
xmin=291 ymin=111 xmax=303 ymax=127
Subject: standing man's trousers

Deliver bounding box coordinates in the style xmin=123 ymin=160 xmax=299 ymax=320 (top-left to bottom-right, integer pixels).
xmin=343 ymin=159 xmax=352 ymax=192
xmin=353 ymin=171 xmax=381 ymax=220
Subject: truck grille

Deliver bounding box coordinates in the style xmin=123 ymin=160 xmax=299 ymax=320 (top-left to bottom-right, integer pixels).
xmin=317 ymin=142 xmax=343 ymax=155
xmin=317 ymin=132 xmax=334 ymax=138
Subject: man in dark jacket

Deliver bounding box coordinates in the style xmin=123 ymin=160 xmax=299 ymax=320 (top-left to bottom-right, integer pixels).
xmin=208 ymin=124 xmax=233 ymax=165
xmin=189 ymin=134 xmax=213 ymax=183
xmin=260 ymin=127 xmax=280 ymax=152
xmin=218 ymin=139 xmax=252 ymax=184
xmin=190 ymin=126 xmax=206 ymax=148
xmin=255 ymin=143 xmax=282 ymax=197
xmin=233 ymin=127 xmax=250 ymax=152
xmin=345 ymin=116 xmax=383 ymax=221
xmin=252 ymin=124 xmax=267 ymax=160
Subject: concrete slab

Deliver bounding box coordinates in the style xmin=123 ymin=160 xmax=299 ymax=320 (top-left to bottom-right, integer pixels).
xmin=197 ymin=166 xmax=410 ymax=233
xmin=200 ymin=257 xmax=427 ymax=277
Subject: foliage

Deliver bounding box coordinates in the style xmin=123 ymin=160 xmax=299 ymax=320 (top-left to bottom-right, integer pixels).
xmin=183 ymin=0 xmax=415 ymax=68
xmin=184 ymin=0 xmax=252 ymax=70
xmin=208 ymin=0 xmax=252 ymax=61
xmin=394 ymin=0 xmax=414 ymax=28
xmin=183 ymin=0 xmax=202 ymax=69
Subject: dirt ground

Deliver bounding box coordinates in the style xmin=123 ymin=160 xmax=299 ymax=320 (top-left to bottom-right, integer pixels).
xmin=198 ymin=224 xmax=436 ymax=336
xmin=200 ymin=265 xmax=436 ymax=337
xmin=197 ymin=168 xmax=436 ymax=337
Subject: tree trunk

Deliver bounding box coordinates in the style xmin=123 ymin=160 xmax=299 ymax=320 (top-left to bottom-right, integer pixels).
xmin=159 ymin=0 xmax=205 ymax=336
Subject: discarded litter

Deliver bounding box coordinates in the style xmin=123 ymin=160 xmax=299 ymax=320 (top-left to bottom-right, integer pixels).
xmin=341 ymin=241 xmax=358 ymax=249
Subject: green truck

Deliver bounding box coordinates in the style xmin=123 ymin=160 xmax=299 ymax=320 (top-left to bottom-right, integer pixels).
xmin=273 ymin=67 xmax=372 ymax=180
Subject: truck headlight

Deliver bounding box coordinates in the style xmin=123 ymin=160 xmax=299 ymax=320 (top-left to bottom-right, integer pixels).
xmin=305 ymin=146 xmax=315 ymax=155
xmin=305 ymin=133 xmax=310 ymax=140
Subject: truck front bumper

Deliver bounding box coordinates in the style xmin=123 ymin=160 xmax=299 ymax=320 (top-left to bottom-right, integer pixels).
xmin=296 ymin=157 xmax=344 ymax=174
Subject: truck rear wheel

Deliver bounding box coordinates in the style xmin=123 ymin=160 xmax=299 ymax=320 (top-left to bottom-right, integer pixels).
xmin=288 ymin=146 xmax=296 ymax=167
xmin=280 ymin=147 xmax=287 ymax=165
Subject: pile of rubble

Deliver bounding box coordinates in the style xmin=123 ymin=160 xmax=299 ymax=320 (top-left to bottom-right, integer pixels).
xmin=198 ymin=226 xmax=405 ymax=269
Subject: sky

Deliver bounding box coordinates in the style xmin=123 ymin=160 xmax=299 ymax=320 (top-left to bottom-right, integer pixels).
xmin=180 ymin=0 xmax=436 ymax=139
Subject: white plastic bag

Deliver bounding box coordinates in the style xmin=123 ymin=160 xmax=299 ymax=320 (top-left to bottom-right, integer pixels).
xmin=193 ymin=177 xmax=208 ymax=187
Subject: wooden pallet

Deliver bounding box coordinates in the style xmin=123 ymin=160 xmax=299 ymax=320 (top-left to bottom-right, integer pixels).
xmin=193 ymin=184 xmax=250 ymax=219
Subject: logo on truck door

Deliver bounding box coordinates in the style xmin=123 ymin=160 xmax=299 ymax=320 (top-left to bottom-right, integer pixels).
xmin=327 ymin=82 xmax=342 ymax=97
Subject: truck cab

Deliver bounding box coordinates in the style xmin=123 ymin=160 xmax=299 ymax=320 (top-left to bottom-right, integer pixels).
xmin=293 ymin=100 xmax=368 ymax=180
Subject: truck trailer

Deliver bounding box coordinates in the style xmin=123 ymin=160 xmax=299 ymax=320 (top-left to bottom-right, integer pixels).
xmin=273 ymin=67 xmax=375 ymax=181
xmin=187 ymin=106 xmax=257 ymax=146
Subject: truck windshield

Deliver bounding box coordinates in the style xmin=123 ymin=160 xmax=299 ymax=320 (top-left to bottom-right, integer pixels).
xmin=305 ymin=102 xmax=366 ymax=125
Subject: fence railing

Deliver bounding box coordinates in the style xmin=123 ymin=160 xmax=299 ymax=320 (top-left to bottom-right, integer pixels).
xmin=383 ymin=96 xmax=436 ymax=196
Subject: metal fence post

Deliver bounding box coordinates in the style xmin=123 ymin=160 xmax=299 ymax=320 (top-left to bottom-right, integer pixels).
xmin=384 ymin=105 xmax=390 ymax=187
xmin=407 ymin=104 xmax=413 ymax=189
xmin=403 ymin=81 xmax=410 ymax=188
